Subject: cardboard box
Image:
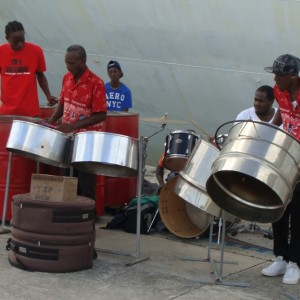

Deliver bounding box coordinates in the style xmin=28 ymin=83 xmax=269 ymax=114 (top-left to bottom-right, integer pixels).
xmin=30 ymin=174 xmax=78 ymax=202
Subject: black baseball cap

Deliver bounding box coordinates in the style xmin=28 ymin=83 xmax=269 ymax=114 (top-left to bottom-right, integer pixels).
xmin=264 ymin=54 xmax=300 ymax=75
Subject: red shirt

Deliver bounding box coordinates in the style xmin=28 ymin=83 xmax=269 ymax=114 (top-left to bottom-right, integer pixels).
xmin=60 ymin=67 xmax=107 ymax=132
xmin=274 ymin=83 xmax=300 ymax=140
xmin=0 ymin=42 xmax=46 ymax=116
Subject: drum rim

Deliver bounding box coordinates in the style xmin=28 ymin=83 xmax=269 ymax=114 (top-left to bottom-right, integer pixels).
xmin=232 ymin=120 xmax=300 ymax=144
xmin=11 ymin=120 xmax=70 ymax=136
xmin=74 ymin=130 xmax=138 ymax=140
xmin=167 ymin=129 xmax=200 ymax=136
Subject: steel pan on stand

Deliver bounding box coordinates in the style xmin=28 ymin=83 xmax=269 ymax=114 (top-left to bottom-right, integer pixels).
xmin=71 ymin=132 xmax=138 ymax=177
xmin=71 ymin=121 xmax=147 ymax=264
xmin=206 ymin=121 xmax=300 ymax=223
xmin=0 ymin=116 xmax=40 ymax=222
xmin=6 ymin=120 xmax=73 ymax=168
xmin=89 ymin=132 xmax=149 ymax=265
xmin=171 ymin=139 xmax=248 ymax=287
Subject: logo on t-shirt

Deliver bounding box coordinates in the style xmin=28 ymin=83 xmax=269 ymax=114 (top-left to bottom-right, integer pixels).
xmin=5 ymin=59 xmax=30 ymax=75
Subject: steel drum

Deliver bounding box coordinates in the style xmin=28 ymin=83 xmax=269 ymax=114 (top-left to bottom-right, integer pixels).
xmin=0 ymin=116 xmax=42 ymax=220
xmin=158 ymin=176 xmax=211 ymax=238
xmin=174 ymin=140 xmax=239 ymax=224
xmin=6 ymin=120 xmax=73 ymax=168
xmin=71 ymin=132 xmax=138 ymax=177
xmin=206 ymin=121 xmax=300 ymax=223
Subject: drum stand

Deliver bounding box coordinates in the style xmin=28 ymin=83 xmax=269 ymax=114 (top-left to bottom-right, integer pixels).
xmin=0 ymin=152 xmax=13 ymax=234
xmin=96 ymin=136 xmax=150 ymax=266
xmin=181 ymin=212 xmax=250 ymax=287
xmin=96 ymin=125 xmax=166 ymax=265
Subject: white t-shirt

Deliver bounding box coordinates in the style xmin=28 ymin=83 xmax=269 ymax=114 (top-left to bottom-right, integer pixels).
xmin=235 ymin=107 xmax=278 ymax=123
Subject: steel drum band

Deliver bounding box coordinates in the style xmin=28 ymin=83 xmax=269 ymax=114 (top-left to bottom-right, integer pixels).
xmin=5 ymin=119 xmax=300 ymax=239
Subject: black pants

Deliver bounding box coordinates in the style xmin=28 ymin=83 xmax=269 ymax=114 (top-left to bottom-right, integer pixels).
xmin=272 ymin=183 xmax=300 ymax=266
xmin=61 ymin=168 xmax=96 ymax=200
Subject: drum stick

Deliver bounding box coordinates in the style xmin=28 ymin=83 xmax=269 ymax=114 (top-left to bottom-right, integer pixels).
xmin=40 ymin=121 xmax=57 ymax=129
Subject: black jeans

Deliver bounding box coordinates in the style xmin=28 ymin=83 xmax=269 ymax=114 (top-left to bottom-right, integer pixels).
xmin=272 ymin=182 xmax=300 ymax=266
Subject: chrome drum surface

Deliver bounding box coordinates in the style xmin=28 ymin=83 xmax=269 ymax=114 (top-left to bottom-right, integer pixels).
xmin=206 ymin=121 xmax=300 ymax=223
xmin=6 ymin=120 xmax=72 ymax=168
xmin=174 ymin=140 xmax=238 ymax=223
xmin=71 ymin=132 xmax=138 ymax=177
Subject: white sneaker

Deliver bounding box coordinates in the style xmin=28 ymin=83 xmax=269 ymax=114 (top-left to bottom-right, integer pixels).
xmin=282 ymin=262 xmax=300 ymax=285
xmin=261 ymin=256 xmax=287 ymax=276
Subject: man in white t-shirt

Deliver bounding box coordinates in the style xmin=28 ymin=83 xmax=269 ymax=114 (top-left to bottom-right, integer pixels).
xmin=236 ymin=85 xmax=276 ymax=123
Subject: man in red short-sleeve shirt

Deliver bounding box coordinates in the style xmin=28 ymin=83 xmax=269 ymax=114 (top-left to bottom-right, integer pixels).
xmin=48 ymin=45 xmax=107 ymax=201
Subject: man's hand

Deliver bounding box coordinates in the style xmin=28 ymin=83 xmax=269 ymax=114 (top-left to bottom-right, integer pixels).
xmin=47 ymin=95 xmax=58 ymax=106
xmin=56 ymin=123 xmax=75 ymax=134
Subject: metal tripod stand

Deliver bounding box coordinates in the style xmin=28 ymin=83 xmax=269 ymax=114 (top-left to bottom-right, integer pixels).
xmin=96 ymin=136 xmax=150 ymax=265
xmin=96 ymin=124 xmax=166 ymax=265
xmin=181 ymin=212 xmax=250 ymax=287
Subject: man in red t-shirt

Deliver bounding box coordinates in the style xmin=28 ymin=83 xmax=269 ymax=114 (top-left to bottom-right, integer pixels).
xmin=0 ymin=20 xmax=57 ymax=117
xmin=48 ymin=45 xmax=107 ymax=201
xmin=261 ymin=54 xmax=300 ymax=285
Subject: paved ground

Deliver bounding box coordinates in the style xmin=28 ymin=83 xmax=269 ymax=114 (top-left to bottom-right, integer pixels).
xmin=0 ymin=218 xmax=299 ymax=300
xmin=0 ymin=166 xmax=299 ymax=299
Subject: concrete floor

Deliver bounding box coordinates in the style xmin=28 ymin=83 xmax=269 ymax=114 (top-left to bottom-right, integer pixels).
xmin=0 ymin=166 xmax=299 ymax=300
xmin=0 ymin=218 xmax=299 ymax=300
